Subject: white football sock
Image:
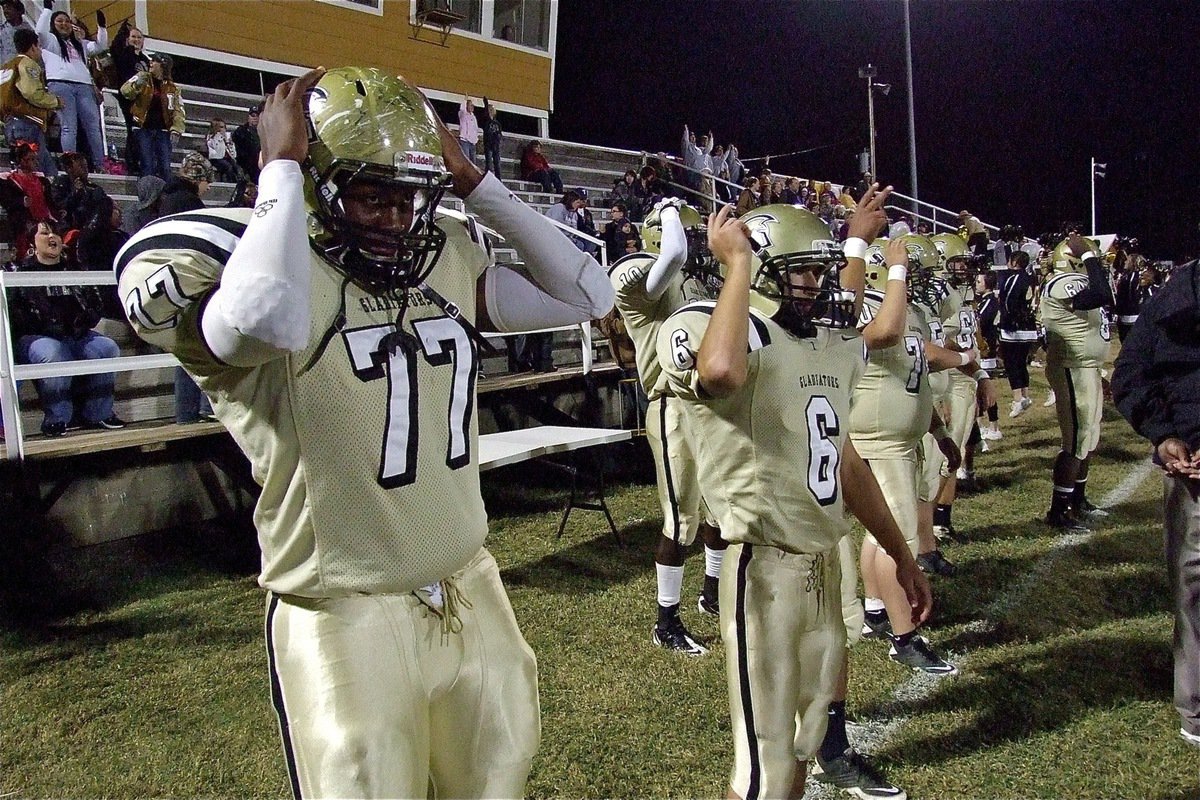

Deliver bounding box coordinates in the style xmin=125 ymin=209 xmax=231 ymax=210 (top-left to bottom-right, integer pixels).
xmin=656 ymin=563 xmax=684 ymax=608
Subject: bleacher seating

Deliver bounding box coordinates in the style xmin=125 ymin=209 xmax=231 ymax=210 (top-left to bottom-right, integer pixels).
xmin=2 ymin=80 xmax=642 ymax=450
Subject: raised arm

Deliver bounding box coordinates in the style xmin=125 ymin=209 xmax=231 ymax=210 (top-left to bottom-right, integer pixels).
xmin=199 ymin=70 xmax=326 ymax=366
xmin=862 ymin=236 xmax=910 ymax=349
xmin=696 ymin=204 xmax=752 ymax=397
xmin=643 ymin=200 xmax=688 ymax=300
xmin=842 ymin=183 xmax=892 ymax=320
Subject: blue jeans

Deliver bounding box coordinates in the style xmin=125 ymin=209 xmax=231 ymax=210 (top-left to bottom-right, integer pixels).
xmin=174 ymin=368 xmax=212 ymax=423
xmin=138 ymin=128 xmax=173 ymax=181
xmin=484 ymin=137 xmax=501 ymax=174
xmin=459 ymin=139 xmax=476 ymax=163
xmin=18 ymin=332 xmax=119 ymax=428
xmin=4 ymin=118 xmax=56 ymax=176
xmin=48 ymin=80 xmax=104 ymax=168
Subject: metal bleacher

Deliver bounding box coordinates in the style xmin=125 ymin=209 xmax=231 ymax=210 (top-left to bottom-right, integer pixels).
xmin=1 ymin=81 xmax=645 ymax=463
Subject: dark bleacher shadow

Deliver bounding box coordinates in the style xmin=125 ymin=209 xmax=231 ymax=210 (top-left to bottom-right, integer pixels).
xmin=862 ymin=632 xmax=1173 ymax=768
xmin=498 ymin=517 xmax=665 ymax=596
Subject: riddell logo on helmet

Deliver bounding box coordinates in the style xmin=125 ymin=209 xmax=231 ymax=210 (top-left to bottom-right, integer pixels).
xmin=401 ymin=151 xmax=438 ymax=172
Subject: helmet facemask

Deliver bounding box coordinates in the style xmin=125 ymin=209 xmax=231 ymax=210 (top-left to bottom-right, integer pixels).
xmin=753 ymin=249 xmax=855 ymax=337
xmin=307 ymin=158 xmax=448 ymax=297
xmin=681 ymin=226 xmax=724 ymax=294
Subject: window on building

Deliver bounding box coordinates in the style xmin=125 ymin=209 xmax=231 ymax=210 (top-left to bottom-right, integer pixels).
xmin=492 ymin=0 xmax=550 ymax=51
xmin=445 ymin=0 xmax=481 ymax=34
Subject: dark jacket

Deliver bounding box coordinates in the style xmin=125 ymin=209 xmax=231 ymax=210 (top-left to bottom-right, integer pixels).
xmin=231 ymin=122 xmax=260 ymax=180
xmin=997 ymin=268 xmax=1037 ymax=334
xmin=9 ymin=254 xmax=105 ymax=340
xmin=1112 ymin=262 xmax=1200 ymax=451
xmin=157 ymin=175 xmax=205 ymax=216
xmin=50 ymin=174 xmax=108 ymax=230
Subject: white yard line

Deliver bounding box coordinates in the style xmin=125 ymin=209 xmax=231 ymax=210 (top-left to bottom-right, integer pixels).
xmin=805 ymin=458 xmax=1156 ymax=798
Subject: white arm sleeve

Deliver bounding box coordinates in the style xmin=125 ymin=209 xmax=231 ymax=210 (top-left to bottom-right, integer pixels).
xmin=201 ymin=160 xmax=311 ymax=367
xmin=467 ymin=171 xmax=614 ymax=329
xmin=643 ymin=206 xmax=686 ymax=300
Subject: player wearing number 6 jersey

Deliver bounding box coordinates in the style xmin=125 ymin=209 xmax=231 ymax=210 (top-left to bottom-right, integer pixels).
xmin=115 ymin=68 xmax=613 ymax=799
xmin=658 ymin=198 xmax=930 ymax=800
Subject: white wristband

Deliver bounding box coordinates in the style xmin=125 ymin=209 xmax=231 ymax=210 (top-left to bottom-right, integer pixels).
xmin=843 ymin=237 xmax=869 ymax=261
xmin=958 ymin=351 xmax=971 ymax=366
xmin=973 ymin=369 xmax=990 ymax=381
xmin=887 ymin=264 xmax=908 ymax=283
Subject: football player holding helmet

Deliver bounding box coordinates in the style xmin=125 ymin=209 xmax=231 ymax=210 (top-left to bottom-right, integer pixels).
xmin=609 ymin=197 xmax=726 ymax=656
xmin=737 ymin=204 xmax=856 ymax=335
xmin=643 ymin=201 xmax=722 ymax=291
xmin=658 ymin=190 xmax=929 ymax=799
xmin=116 ymin=67 xmax=613 ymax=799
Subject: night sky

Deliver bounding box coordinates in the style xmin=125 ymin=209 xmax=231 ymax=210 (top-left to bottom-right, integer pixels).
xmin=553 ymin=1 xmax=1199 ymax=259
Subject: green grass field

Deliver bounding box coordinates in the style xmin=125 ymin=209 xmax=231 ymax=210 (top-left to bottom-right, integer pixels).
xmin=2 ymin=371 xmax=1196 ymax=799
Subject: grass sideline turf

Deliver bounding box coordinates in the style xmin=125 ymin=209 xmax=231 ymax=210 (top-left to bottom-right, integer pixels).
xmin=1 ymin=370 xmax=1195 ymax=798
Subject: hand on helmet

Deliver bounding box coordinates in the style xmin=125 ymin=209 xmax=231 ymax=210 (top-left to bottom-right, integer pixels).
xmin=653 ymin=197 xmax=686 ymax=213
xmin=397 ymin=74 xmax=482 ymax=199
xmin=707 ymin=204 xmax=751 ymax=268
xmin=847 ymin=182 xmax=893 ymax=242
xmin=884 ymin=237 xmax=909 ymax=267
xmin=259 ymin=67 xmax=325 ymax=168
xmin=1066 ymin=233 xmax=1091 ymax=258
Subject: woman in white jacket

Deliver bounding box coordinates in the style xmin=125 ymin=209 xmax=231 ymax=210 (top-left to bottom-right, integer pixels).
xmin=36 ymin=3 xmax=107 ymax=170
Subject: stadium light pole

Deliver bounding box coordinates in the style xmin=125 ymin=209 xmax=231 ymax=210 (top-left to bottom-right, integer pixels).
xmin=903 ymin=0 xmax=918 ymax=212
xmin=859 ymin=65 xmax=890 ymax=178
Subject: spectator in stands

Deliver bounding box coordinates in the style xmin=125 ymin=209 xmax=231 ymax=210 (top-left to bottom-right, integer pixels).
xmin=1 ymin=140 xmax=54 ymax=255
xmin=520 ymin=139 xmax=562 ymax=193
xmin=735 ymin=176 xmax=760 ymax=216
xmin=758 ymin=170 xmax=778 ymax=205
xmin=457 ymin=95 xmax=479 ymax=163
xmin=726 ymin=143 xmax=744 ymax=191
xmin=121 ymin=173 xmax=164 ymax=235
xmin=205 ymin=117 xmax=239 ymax=183
xmin=50 ymin=150 xmax=106 ymax=229
xmin=36 ymin=3 xmax=107 ymax=171
xmin=1112 ymin=258 xmax=1200 ymax=750
xmin=997 ymin=250 xmax=1040 ymax=417
xmin=959 ymin=209 xmax=989 ymax=256
xmin=159 ymin=151 xmax=212 ymax=216
xmin=544 ymin=189 xmax=588 ymax=253
xmin=679 ymin=124 xmax=711 ymax=193
xmin=1 ymin=27 xmax=61 ymax=176
xmin=232 ymin=105 xmax=261 ymax=182
xmin=482 ymin=97 xmax=502 ymax=175
xmin=573 ymin=186 xmax=599 ymax=256
xmin=9 ymin=219 xmax=124 ymax=436
xmin=0 ymin=0 xmax=32 ymax=66
xmin=637 ymin=164 xmax=663 ymax=215
xmin=77 ymin=193 xmax=127 ymax=273
xmin=781 ymin=177 xmax=802 ymax=205
xmin=602 ymin=202 xmax=641 ymax=263
xmin=225 ymin=178 xmax=257 ymax=209
xmin=109 ymin=21 xmax=149 ymax=174
xmin=120 ymin=52 xmax=184 ymax=181
xmin=852 ymin=170 xmax=874 ymax=201
xmin=611 ymin=168 xmax=638 ymax=212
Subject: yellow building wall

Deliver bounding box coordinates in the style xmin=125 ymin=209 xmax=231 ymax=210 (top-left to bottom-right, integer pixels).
xmin=70 ymin=0 xmax=551 ymax=111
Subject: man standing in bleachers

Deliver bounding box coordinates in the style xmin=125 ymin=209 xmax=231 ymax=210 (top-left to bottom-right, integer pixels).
xmin=1 ymin=27 xmax=60 ymax=176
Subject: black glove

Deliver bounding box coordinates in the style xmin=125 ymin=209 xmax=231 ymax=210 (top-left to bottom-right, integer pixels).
xmin=43 ymin=0 xmax=53 ymax=10
xmin=96 ymin=9 xmax=105 ymax=26
xmin=71 ymin=311 xmax=100 ymax=337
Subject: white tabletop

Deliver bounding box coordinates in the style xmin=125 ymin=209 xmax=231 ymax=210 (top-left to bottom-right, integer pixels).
xmin=478 ymin=426 xmax=632 ymax=471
